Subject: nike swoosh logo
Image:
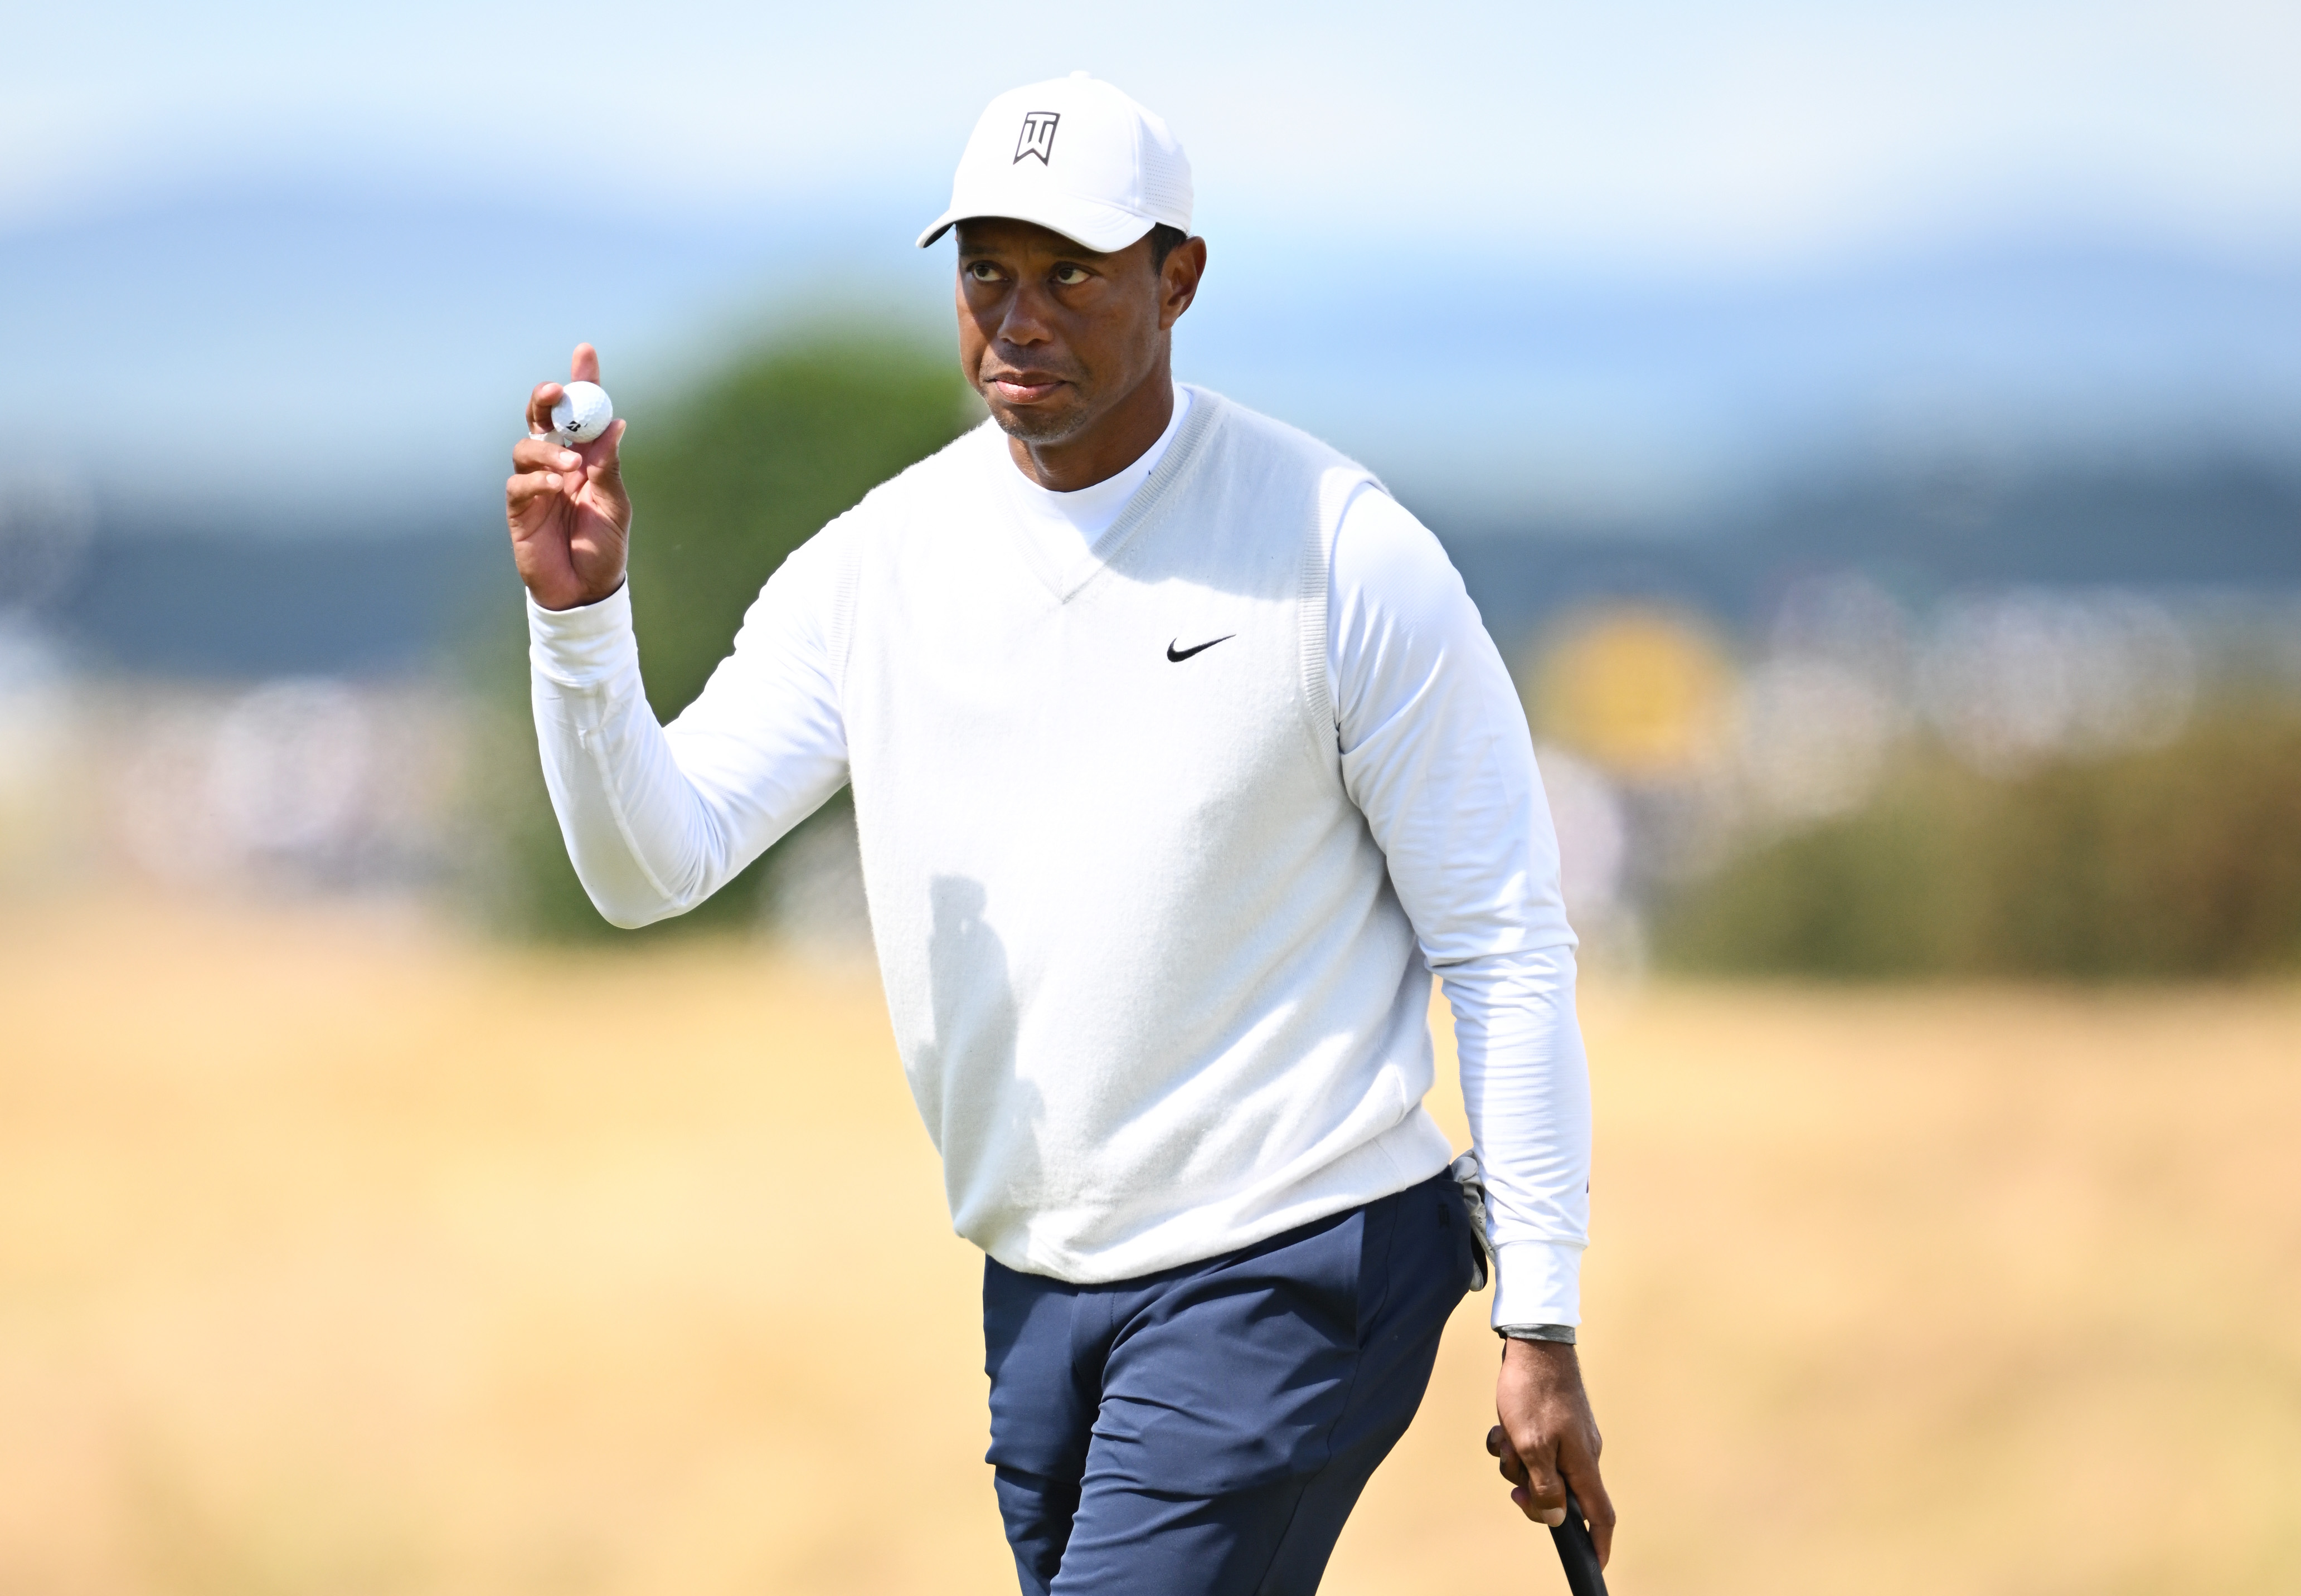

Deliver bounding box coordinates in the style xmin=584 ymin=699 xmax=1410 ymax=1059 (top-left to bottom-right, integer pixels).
xmin=1167 ymin=635 xmax=1235 ymax=663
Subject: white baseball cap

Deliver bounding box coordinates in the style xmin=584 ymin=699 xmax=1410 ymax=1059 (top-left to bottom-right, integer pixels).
xmin=916 ymin=72 xmax=1193 ymax=254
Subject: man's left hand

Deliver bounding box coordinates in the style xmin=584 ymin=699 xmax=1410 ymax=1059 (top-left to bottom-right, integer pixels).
xmin=1487 ymin=1338 xmax=1614 ymax=1566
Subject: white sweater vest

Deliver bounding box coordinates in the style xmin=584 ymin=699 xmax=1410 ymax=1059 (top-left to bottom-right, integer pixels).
xmin=831 ymin=388 xmax=1456 ymax=1282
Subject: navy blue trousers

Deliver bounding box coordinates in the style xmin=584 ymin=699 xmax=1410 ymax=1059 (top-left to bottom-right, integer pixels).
xmin=982 ymin=1170 xmax=1478 ymax=1595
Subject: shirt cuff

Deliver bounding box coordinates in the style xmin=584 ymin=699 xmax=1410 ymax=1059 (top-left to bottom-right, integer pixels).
xmin=1491 ymin=1238 xmax=1582 ymax=1329
xmin=527 ymin=581 xmax=637 ymax=689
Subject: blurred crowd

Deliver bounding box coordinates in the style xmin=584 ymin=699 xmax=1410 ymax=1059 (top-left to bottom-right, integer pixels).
xmin=1528 ymin=579 xmax=2301 ymax=938
xmin=8 ymin=495 xmax=2297 ymax=980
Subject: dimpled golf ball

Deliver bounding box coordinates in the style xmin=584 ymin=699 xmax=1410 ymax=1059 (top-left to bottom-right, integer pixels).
xmin=549 ymin=381 xmax=614 ymax=445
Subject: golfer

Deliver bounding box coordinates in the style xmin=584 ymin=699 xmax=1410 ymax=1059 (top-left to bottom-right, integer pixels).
xmin=507 ymin=74 xmax=1610 ymax=1594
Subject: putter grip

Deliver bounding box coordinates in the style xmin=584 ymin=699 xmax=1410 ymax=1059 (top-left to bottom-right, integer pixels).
xmin=1549 ymin=1486 xmax=1608 ymax=1596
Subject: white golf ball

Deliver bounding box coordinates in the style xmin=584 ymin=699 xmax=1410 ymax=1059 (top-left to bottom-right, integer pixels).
xmin=549 ymin=381 xmax=614 ymax=445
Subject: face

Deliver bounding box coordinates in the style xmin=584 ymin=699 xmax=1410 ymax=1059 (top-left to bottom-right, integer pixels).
xmin=954 ymin=217 xmax=1202 ymax=447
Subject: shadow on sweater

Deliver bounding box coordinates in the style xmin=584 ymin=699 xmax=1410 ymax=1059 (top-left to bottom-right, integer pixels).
xmin=920 ymin=874 xmax=1045 ymax=1243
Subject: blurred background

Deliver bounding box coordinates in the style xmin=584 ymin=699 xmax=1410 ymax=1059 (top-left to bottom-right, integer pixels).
xmin=3 ymin=3 xmax=2297 ymax=1593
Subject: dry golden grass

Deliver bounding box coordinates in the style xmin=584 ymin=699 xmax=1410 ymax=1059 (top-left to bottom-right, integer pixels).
xmin=2 ymin=896 xmax=2297 ymax=1595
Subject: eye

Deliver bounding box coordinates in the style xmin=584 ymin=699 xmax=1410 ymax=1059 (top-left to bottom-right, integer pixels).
xmin=1052 ymin=264 xmax=1092 ymax=286
xmin=966 ymin=260 xmax=1003 ymax=283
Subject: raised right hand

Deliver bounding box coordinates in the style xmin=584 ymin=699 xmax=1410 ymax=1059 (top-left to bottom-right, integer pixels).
xmin=507 ymin=342 xmax=632 ymax=611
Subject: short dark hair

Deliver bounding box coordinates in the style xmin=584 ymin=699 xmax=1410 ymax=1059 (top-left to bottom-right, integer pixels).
xmin=1147 ymin=223 xmax=1190 ymax=270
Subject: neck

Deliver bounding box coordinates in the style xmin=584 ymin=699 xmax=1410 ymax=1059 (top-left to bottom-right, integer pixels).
xmin=1009 ymin=356 xmax=1175 ymax=493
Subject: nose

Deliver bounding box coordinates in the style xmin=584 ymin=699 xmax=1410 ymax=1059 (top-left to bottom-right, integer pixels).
xmin=994 ymin=278 xmax=1055 ymax=352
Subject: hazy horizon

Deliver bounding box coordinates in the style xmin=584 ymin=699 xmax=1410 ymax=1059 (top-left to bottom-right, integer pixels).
xmin=6 ymin=1 xmax=2298 ymax=531
xmin=9 ymin=187 xmax=2298 ymax=535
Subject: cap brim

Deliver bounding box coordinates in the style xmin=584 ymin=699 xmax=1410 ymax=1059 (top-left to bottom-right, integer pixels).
xmin=915 ymin=192 xmax=1157 ymax=254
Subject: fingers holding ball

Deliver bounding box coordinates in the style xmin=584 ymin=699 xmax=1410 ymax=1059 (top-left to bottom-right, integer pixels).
xmin=549 ymin=381 xmax=614 ymax=445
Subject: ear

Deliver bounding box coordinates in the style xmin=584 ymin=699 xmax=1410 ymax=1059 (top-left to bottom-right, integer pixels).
xmin=1158 ymin=237 xmax=1208 ymax=331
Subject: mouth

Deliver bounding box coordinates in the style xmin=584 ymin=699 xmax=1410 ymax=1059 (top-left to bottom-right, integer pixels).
xmin=985 ymin=372 xmax=1069 ymax=405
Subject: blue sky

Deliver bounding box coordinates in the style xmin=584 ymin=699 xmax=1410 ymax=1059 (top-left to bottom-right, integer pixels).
xmin=5 ymin=0 xmax=2298 ymax=527
xmin=12 ymin=0 xmax=2298 ymax=259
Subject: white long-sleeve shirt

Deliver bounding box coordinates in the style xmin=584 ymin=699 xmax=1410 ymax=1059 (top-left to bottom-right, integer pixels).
xmin=530 ymin=390 xmax=1592 ymax=1325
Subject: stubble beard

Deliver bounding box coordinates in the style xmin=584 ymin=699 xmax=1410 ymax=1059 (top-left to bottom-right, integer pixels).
xmin=988 ymin=398 xmax=1091 ymax=446
xmin=975 ymin=345 xmax=1095 ymax=447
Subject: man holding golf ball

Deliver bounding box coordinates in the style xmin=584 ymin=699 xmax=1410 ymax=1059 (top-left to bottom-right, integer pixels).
xmin=508 ymin=73 xmax=1610 ymax=1595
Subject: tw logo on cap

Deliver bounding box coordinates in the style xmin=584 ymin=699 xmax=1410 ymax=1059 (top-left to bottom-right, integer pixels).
xmin=1014 ymin=111 xmax=1060 ymax=165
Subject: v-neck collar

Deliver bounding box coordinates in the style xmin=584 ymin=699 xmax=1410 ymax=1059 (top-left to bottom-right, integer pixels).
xmin=996 ymin=386 xmax=1222 ymax=604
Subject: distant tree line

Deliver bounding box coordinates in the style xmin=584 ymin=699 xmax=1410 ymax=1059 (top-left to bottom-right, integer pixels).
xmin=1657 ymin=714 xmax=2301 ymax=978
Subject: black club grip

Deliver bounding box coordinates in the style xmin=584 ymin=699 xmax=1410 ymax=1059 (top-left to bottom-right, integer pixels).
xmin=1549 ymin=1486 xmax=1608 ymax=1595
